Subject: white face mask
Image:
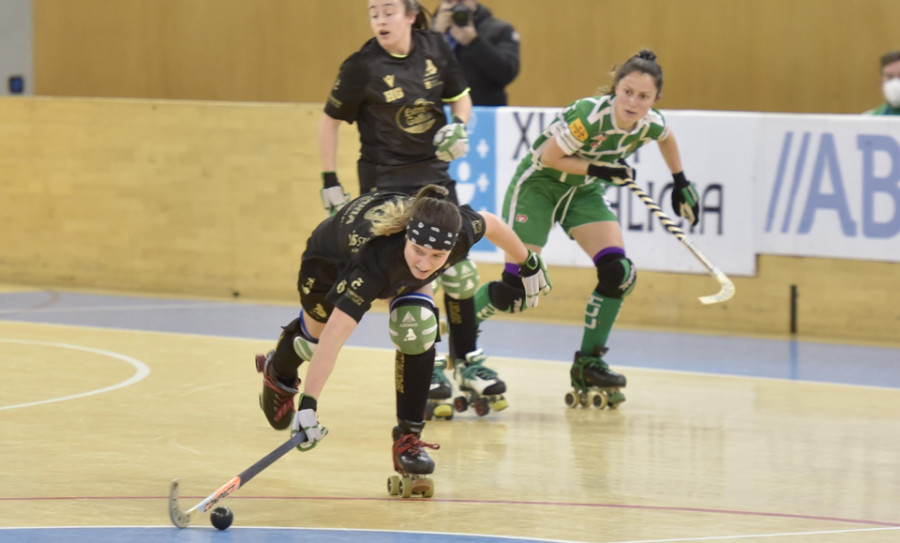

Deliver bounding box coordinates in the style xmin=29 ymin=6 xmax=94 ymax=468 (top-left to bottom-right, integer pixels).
xmin=882 ymin=77 xmax=900 ymax=107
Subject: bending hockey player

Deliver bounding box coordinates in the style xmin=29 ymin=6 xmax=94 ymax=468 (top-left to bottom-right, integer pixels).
xmin=255 ymin=184 xmax=550 ymax=497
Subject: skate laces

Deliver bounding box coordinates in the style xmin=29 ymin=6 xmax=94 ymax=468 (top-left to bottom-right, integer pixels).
xmin=577 ymin=354 xmax=611 ymax=372
xmin=262 ymin=359 xmax=299 ymax=421
xmin=432 ymin=356 xmax=451 ymax=382
xmin=460 ymin=362 xmax=497 ymax=381
xmin=460 ymin=351 xmax=497 ymax=380
xmin=396 ymin=434 xmax=440 ymax=457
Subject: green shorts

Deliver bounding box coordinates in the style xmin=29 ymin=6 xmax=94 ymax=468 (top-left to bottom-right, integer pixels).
xmin=501 ymin=161 xmax=617 ymax=247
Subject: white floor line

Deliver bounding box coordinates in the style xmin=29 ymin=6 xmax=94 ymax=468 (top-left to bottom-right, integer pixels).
xmin=0 ymin=339 xmax=151 ymax=410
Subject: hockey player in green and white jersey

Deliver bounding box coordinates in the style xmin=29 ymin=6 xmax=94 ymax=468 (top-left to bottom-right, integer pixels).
xmin=475 ymin=49 xmax=700 ymax=409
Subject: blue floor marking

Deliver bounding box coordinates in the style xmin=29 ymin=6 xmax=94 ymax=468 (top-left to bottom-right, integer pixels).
xmin=0 ymin=527 xmax=565 ymax=543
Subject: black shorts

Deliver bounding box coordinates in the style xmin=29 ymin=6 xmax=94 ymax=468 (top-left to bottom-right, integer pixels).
xmin=297 ymin=258 xmax=337 ymax=324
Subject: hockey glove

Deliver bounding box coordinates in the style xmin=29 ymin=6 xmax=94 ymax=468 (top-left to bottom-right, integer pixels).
xmin=292 ymin=394 xmax=328 ymax=452
xmin=320 ymin=172 xmax=350 ymax=216
xmin=433 ymin=116 xmax=469 ymax=162
xmin=518 ymin=250 xmax=552 ymax=309
xmin=586 ymin=159 xmax=635 ymax=185
xmin=671 ymin=172 xmax=699 ymax=227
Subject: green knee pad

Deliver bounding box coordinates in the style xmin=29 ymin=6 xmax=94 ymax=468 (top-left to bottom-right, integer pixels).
xmin=440 ymin=259 xmax=479 ymax=300
xmin=389 ymin=294 xmax=439 ymax=355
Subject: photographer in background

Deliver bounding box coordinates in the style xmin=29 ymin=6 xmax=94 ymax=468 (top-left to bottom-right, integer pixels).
xmin=434 ymin=0 xmax=519 ymax=106
xmin=865 ymin=50 xmax=900 ymax=115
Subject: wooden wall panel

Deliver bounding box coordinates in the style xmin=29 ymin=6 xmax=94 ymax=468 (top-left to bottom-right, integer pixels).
xmin=2 ymin=97 xmax=897 ymax=344
xmin=33 ymin=0 xmax=900 ymax=113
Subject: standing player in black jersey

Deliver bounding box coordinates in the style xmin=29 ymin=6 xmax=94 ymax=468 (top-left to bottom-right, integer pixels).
xmin=318 ymin=0 xmax=505 ymax=417
xmin=255 ymin=185 xmax=550 ymax=496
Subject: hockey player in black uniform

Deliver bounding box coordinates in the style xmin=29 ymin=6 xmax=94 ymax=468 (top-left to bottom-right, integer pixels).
xmin=255 ymin=185 xmax=550 ymax=497
xmin=318 ymin=0 xmax=504 ymax=417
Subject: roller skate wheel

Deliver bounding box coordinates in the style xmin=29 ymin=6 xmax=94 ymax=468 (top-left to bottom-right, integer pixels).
xmin=564 ymin=391 xmax=579 ymax=408
xmin=490 ymin=397 xmax=509 ymax=412
xmin=398 ymin=477 xmax=414 ymax=498
xmin=453 ymin=396 xmax=469 ymax=412
xmin=433 ymin=404 xmax=453 ymax=419
xmin=578 ymin=392 xmax=590 ymax=408
xmin=387 ymin=475 xmax=400 ymax=496
xmin=254 ymin=354 xmax=266 ymax=373
xmin=473 ymin=397 xmax=490 ymax=417
xmin=422 ymin=478 xmax=435 ymax=498
xmin=589 ymin=391 xmax=608 ymax=409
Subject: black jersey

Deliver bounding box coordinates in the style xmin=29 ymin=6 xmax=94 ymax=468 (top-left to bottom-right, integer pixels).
xmin=324 ymin=30 xmax=470 ymax=191
xmin=302 ymin=192 xmax=485 ymax=322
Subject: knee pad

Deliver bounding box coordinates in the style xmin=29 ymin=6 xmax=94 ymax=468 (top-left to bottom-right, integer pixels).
xmin=440 ymin=259 xmax=479 ymax=300
xmin=287 ymin=311 xmax=318 ymax=362
xmin=594 ymin=252 xmax=637 ymax=299
xmin=389 ymin=294 xmax=439 ymax=355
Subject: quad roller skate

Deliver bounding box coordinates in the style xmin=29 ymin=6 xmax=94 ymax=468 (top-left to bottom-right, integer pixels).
xmin=255 ymin=350 xmax=300 ymax=430
xmin=425 ymin=356 xmax=454 ymax=420
xmin=565 ymin=347 xmax=626 ymax=409
xmin=452 ymin=350 xmax=508 ymax=417
xmin=386 ymin=420 xmax=439 ymax=499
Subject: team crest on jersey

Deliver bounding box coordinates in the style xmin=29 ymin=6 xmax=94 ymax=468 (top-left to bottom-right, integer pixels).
xmin=515 ymin=213 xmax=528 ymax=223
xmin=424 ymin=59 xmax=441 ymax=89
xmin=569 ymin=119 xmax=589 ymax=142
xmin=425 ymin=59 xmax=438 ymax=77
xmin=396 ymin=98 xmax=437 ymax=134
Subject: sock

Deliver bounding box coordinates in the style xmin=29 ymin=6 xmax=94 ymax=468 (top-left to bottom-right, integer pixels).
xmin=395 ymin=348 xmax=436 ymax=423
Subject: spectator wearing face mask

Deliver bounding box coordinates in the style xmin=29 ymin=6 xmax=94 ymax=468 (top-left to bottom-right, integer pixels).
xmin=865 ymin=50 xmax=900 ymax=115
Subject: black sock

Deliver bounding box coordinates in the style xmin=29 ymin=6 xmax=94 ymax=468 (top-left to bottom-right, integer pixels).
xmin=444 ymin=294 xmax=478 ymax=361
xmin=395 ymin=348 xmax=435 ymax=423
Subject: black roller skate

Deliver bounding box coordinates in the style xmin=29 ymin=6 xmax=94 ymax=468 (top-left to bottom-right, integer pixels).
xmin=387 ymin=420 xmax=439 ymax=499
xmin=255 ymin=350 xmax=300 ymax=430
xmin=425 ymin=356 xmax=454 ymax=420
xmin=565 ymin=347 xmax=626 ymax=409
xmin=452 ymin=349 xmax=508 ymax=417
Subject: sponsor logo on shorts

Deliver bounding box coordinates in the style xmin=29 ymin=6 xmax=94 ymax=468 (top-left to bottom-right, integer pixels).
xmin=516 ymin=214 xmax=528 ymax=223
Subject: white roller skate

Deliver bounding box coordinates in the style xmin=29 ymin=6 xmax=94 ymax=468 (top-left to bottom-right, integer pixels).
xmin=386 ymin=420 xmax=439 ymax=499
xmin=565 ymin=347 xmax=626 ymax=409
xmin=452 ymin=349 xmax=508 ymax=417
xmin=425 ymin=356 xmax=454 ymax=420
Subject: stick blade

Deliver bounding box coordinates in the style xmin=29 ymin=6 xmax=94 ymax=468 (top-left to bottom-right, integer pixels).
xmin=698 ymin=276 xmax=736 ymax=305
xmin=168 ymin=478 xmax=194 ymax=528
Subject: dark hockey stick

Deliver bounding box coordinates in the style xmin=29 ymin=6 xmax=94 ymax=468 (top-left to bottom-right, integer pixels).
xmin=168 ymin=430 xmax=306 ymax=528
xmin=621 ymin=179 xmax=735 ymax=305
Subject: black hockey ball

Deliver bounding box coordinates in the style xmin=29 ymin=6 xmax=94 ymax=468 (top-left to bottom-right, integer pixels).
xmin=210 ymin=506 xmax=234 ymax=530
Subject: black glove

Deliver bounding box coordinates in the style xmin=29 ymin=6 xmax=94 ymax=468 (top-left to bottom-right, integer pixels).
xmin=586 ymin=159 xmax=635 ymax=185
xmin=671 ymin=172 xmax=699 ymax=227
xmin=320 ymin=172 xmax=349 ymax=215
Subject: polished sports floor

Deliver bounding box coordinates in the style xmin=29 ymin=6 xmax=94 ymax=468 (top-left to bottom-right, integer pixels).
xmin=1 ymin=285 xmax=899 ymax=543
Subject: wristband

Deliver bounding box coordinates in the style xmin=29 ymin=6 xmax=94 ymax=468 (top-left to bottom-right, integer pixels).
xmin=322 ymin=172 xmax=339 ymax=188
xmin=673 ymin=171 xmax=688 ymax=188
xmin=298 ymin=394 xmax=318 ymax=411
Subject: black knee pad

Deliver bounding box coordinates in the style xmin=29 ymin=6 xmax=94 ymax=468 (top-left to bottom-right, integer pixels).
xmin=487 ymin=271 xmax=526 ymax=312
xmin=594 ymin=253 xmax=637 ymax=299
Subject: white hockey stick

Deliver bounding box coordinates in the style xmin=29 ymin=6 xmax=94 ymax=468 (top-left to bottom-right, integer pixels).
xmin=168 ymin=430 xmax=306 ymax=528
xmin=621 ymin=179 xmax=735 ymax=305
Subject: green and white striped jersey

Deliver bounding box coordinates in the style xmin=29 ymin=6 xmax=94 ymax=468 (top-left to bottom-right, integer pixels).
xmin=526 ymin=94 xmax=668 ymax=186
